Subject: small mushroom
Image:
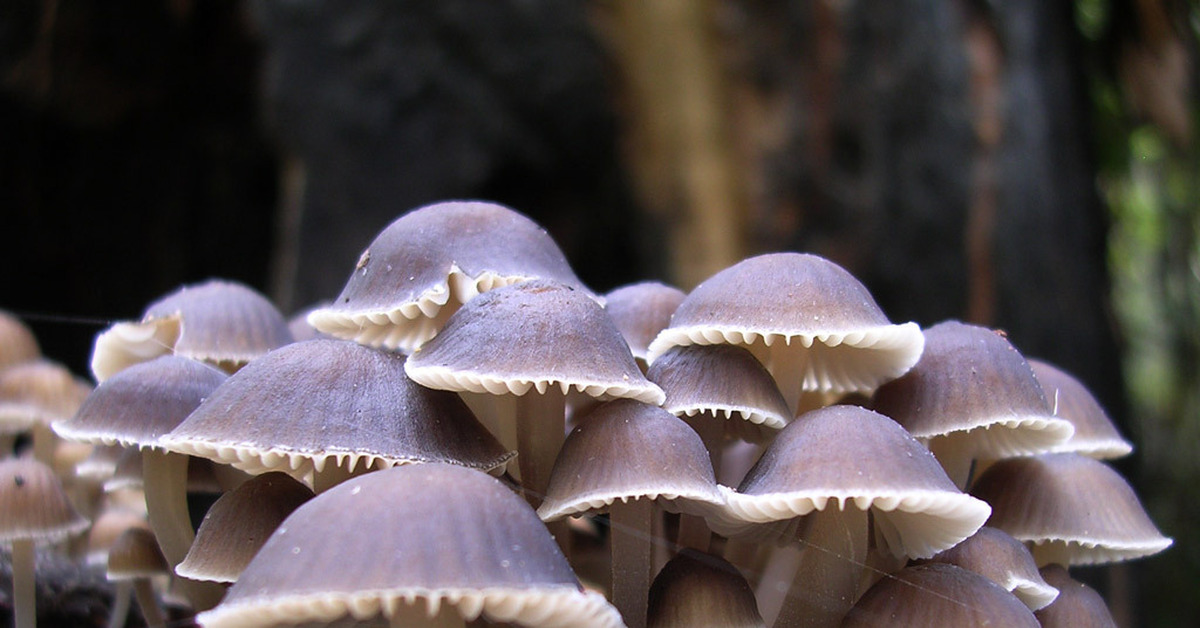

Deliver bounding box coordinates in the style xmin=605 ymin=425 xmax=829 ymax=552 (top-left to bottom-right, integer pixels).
xmin=0 ymin=310 xmax=40 ymax=373
xmin=0 ymin=360 xmax=92 ymax=463
xmin=603 ymin=281 xmax=686 ymax=370
xmin=646 ymin=549 xmax=764 ymax=628
xmin=923 ymin=526 xmax=1059 ymax=610
xmin=107 ymin=527 xmax=171 ymax=628
xmin=843 ymin=562 xmax=1039 ymax=627
xmin=1034 ymin=564 xmax=1119 ymax=627
xmin=1028 ymin=358 xmax=1134 ymax=459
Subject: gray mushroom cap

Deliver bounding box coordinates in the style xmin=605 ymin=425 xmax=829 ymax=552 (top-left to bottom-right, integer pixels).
xmin=197 ymin=463 xmax=623 ymax=628
xmin=161 ymin=339 xmax=515 ymax=483
xmin=604 ymin=282 xmax=686 ymax=364
xmin=1029 ymin=358 xmax=1133 ymax=459
xmin=844 ymin=562 xmax=1040 ymax=627
xmin=647 ymin=549 xmax=764 ymax=628
xmin=925 ymin=526 xmax=1059 ymax=610
xmin=1034 ymin=564 xmax=1119 ymax=628
xmin=308 ymin=200 xmax=594 ymax=352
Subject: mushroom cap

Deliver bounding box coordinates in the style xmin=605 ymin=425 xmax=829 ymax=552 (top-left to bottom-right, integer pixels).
xmin=871 ymin=320 xmax=1075 ymax=458
xmin=536 ymin=399 xmax=724 ymax=521
xmin=647 ymin=549 xmax=764 ymax=628
xmin=406 ymin=279 xmax=664 ymax=404
xmin=106 ymin=527 xmax=170 ymax=581
xmin=197 ymin=463 xmax=623 ymax=628
xmin=1028 ymin=358 xmax=1133 ymax=459
xmin=647 ymin=344 xmax=790 ymax=441
xmin=711 ymin=404 xmax=991 ymax=559
xmin=177 ymin=472 xmax=314 ymax=583
xmin=1033 ymin=564 xmax=1119 ymax=628
xmin=307 ymin=200 xmax=594 ymax=353
xmin=925 ymin=526 xmax=1059 ymax=610
xmin=0 ymin=457 xmax=89 ymax=545
xmin=91 ymin=279 xmax=293 ymax=382
xmin=53 ymin=355 xmax=228 ymax=451
xmin=970 ymin=453 xmax=1173 ymax=566
xmin=843 ymin=562 xmax=1040 ymax=627
xmin=0 ymin=310 xmax=40 ymax=372
xmin=0 ymin=360 xmax=92 ymax=433
xmin=646 ymin=252 xmax=924 ymax=394
xmin=86 ymin=508 xmax=152 ymax=567
xmin=160 ymin=339 xmax=514 ymax=482
xmin=603 ymin=281 xmax=686 ymax=363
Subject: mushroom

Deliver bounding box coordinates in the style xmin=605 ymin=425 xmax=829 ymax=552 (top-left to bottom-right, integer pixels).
xmin=0 ymin=310 xmax=40 ymax=374
xmin=106 ymin=527 xmax=170 ymax=628
xmin=0 ymin=457 xmax=90 ymax=628
xmin=871 ymin=320 xmax=1075 ymax=488
xmin=0 ymin=360 xmax=92 ymax=463
xmin=90 ymin=279 xmax=293 ymax=382
xmin=405 ymin=279 xmax=664 ymax=507
xmin=308 ymin=200 xmax=596 ymax=353
xmin=1034 ymin=564 xmax=1119 ymax=627
xmin=196 ymin=463 xmax=623 ymax=627
xmin=923 ymin=526 xmax=1059 ymax=610
xmin=1028 ymin=358 xmax=1134 ymax=459
xmin=646 ymin=252 xmax=924 ymax=416
xmin=969 ymin=453 xmax=1173 ymax=566
xmin=646 ymin=549 xmax=764 ymax=628
xmin=843 ymin=562 xmax=1040 ymax=627
xmin=537 ymin=399 xmax=725 ymax=627
xmin=161 ymin=339 xmax=514 ymax=493
xmin=603 ymin=281 xmax=686 ymax=370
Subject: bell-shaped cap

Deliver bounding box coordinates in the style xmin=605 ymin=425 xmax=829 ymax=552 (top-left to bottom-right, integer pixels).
xmin=161 ymin=339 xmax=514 ymax=484
xmin=604 ymin=282 xmax=686 ymax=364
xmin=197 ymin=463 xmax=623 ymax=627
xmin=925 ymin=526 xmax=1059 ymax=610
xmin=0 ymin=457 xmax=89 ymax=545
xmin=646 ymin=253 xmax=924 ymax=395
xmin=91 ymin=279 xmax=292 ymax=381
xmin=0 ymin=360 xmax=91 ymax=433
xmin=1034 ymin=564 xmax=1119 ymax=627
xmin=970 ymin=453 xmax=1173 ymax=566
xmin=844 ymin=563 xmax=1039 ymax=627
xmin=647 ymin=549 xmax=764 ymax=628
xmin=711 ymin=405 xmax=991 ymax=559
xmin=1029 ymin=358 xmax=1133 ymax=459
xmin=0 ymin=310 xmax=40 ymax=372
xmin=308 ymin=200 xmax=594 ymax=353
xmin=106 ymin=527 xmax=169 ymax=581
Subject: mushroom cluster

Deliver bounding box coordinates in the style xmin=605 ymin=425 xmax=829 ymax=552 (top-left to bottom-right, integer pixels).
xmin=1 ymin=201 xmax=1173 ymax=628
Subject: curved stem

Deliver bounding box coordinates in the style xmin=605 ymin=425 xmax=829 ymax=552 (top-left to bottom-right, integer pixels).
xmin=11 ymin=537 xmax=35 ymax=628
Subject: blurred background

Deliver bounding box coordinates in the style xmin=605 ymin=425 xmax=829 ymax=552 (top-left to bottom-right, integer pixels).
xmin=1 ymin=0 xmax=1196 ymax=625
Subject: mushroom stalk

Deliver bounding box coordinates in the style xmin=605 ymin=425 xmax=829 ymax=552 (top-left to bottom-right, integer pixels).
xmin=107 ymin=581 xmax=131 ymax=628
xmin=11 ymin=537 xmax=35 ymax=628
xmin=389 ymin=599 xmax=466 ymax=627
xmin=514 ymin=389 xmax=566 ymax=507
xmin=763 ymin=340 xmax=808 ymax=417
xmin=774 ymin=506 xmax=869 ymax=628
xmin=131 ymin=578 xmax=165 ymax=628
xmin=609 ymin=497 xmax=654 ymax=628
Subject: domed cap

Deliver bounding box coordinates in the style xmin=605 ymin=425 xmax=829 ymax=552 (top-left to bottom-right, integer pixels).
xmin=646 ymin=253 xmax=924 ymax=397
xmin=197 ymin=463 xmax=623 ymax=627
xmin=308 ymin=200 xmax=594 ymax=353
xmin=537 ymin=399 xmax=724 ymax=521
xmin=871 ymin=321 xmax=1074 ymax=475
xmin=0 ymin=359 xmax=92 ymax=433
xmin=177 ymin=472 xmax=314 ymax=583
xmin=161 ymin=339 xmax=514 ymax=484
xmin=970 ymin=453 xmax=1172 ymax=566
xmin=712 ymin=405 xmax=991 ymax=559
xmin=86 ymin=508 xmax=151 ymax=567
xmin=106 ymin=527 xmax=169 ymax=581
xmin=647 ymin=549 xmax=764 ymax=628
xmin=603 ymin=282 xmax=686 ymax=364
xmin=1029 ymin=359 xmax=1133 ymax=459
xmin=91 ymin=279 xmax=292 ymax=382
xmin=1034 ymin=564 xmax=1119 ymax=627
xmin=0 ymin=457 xmax=89 ymax=545
xmin=406 ymin=279 xmax=663 ymax=404
xmin=53 ymin=355 xmax=228 ymax=451
xmin=844 ymin=563 xmax=1039 ymax=627
xmin=925 ymin=526 xmax=1059 ymax=610
xmin=0 ymin=310 xmax=40 ymax=372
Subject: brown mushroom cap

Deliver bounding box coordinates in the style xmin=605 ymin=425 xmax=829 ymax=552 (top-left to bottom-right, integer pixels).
xmin=0 ymin=457 xmax=89 ymax=545
xmin=176 ymin=472 xmax=314 ymax=583
xmin=646 ymin=253 xmax=924 ymax=398
xmin=647 ymin=549 xmax=764 ymax=628
xmin=106 ymin=527 xmax=170 ymax=581
xmin=197 ymin=463 xmax=623 ymax=628
xmin=843 ymin=562 xmax=1040 ymax=627
xmin=0 ymin=310 xmax=40 ymax=372
xmin=970 ymin=453 xmax=1173 ymax=566
xmin=86 ymin=508 xmax=152 ymax=567
xmin=925 ymin=526 xmax=1059 ymax=610
xmin=308 ymin=200 xmax=594 ymax=353
xmin=1028 ymin=358 xmax=1133 ymax=459
xmin=161 ymin=339 xmax=514 ymax=485
xmin=0 ymin=359 xmax=92 ymax=433
xmin=603 ymin=281 xmax=686 ymax=364
xmin=1034 ymin=564 xmax=1119 ymax=628
xmin=712 ymin=404 xmax=991 ymax=559
xmin=91 ymin=279 xmax=293 ymax=382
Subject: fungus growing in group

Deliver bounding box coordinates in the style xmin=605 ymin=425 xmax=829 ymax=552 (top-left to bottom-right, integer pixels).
xmin=646 ymin=252 xmax=924 ymax=416
xmin=0 ymin=457 xmax=90 ymax=628
xmin=603 ymin=282 xmax=687 ymax=370
xmin=1028 ymin=358 xmax=1134 ymax=459
xmin=106 ymin=527 xmax=170 ymax=628
xmin=871 ymin=320 xmax=1075 ymax=488
xmin=0 ymin=360 xmax=92 ymax=463
xmin=197 ymin=463 xmax=623 ymax=628
xmin=90 ymin=279 xmax=293 ymax=382
xmin=646 ymin=549 xmax=764 ymax=628
xmin=308 ymin=200 xmax=595 ymax=353
xmin=406 ymin=279 xmax=663 ymax=506
xmin=1034 ymin=564 xmax=1120 ymax=627
xmin=924 ymin=526 xmax=1059 ymax=610
xmin=161 ymin=339 xmax=514 ymax=493
xmin=843 ymin=563 xmax=1039 ymax=627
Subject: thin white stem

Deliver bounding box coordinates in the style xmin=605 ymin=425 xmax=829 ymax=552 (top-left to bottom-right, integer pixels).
xmin=11 ymin=537 xmax=35 ymax=628
xmin=764 ymin=341 xmax=808 ymax=417
xmin=609 ymin=498 xmax=654 ymax=628
xmin=131 ymin=579 xmax=164 ymax=628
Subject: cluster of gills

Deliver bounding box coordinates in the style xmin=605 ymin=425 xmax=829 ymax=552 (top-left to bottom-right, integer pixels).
xmin=1 ymin=200 xmax=1172 ymax=628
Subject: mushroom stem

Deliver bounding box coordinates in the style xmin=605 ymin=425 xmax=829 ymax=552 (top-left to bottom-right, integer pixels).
xmin=107 ymin=581 xmax=132 ymax=628
xmin=763 ymin=340 xmax=808 ymax=417
xmin=689 ymin=413 xmax=725 ymax=481
xmin=389 ymin=600 xmax=466 ymax=627
xmin=141 ymin=449 xmax=224 ymax=611
xmin=609 ymin=497 xmax=654 ymax=628
xmin=774 ymin=506 xmax=870 ymax=628
xmin=131 ymin=578 xmax=165 ymax=628
xmin=311 ymin=458 xmax=359 ymax=494
xmin=514 ymin=389 xmax=566 ymax=507
xmin=11 ymin=537 xmax=35 ymax=628
xmin=461 ymin=393 xmax=519 ymax=470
